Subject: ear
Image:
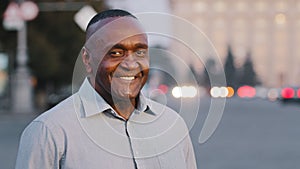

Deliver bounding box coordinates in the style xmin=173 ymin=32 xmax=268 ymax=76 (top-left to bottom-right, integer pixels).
xmin=82 ymin=47 xmax=92 ymax=74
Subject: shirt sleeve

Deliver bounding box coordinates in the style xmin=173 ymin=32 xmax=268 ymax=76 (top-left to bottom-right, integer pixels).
xmin=15 ymin=121 xmax=62 ymax=169
xmin=185 ymin=134 xmax=197 ymax=169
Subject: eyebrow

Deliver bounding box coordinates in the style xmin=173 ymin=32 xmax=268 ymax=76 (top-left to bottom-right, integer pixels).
xmin=134 ymin=43 xmax=148 ymax=49
xmin=111 ymin=43 xmax=148 ymax=50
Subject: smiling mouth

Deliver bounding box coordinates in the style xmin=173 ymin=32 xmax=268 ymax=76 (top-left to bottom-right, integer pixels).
xmin=119 ymin=76 xmax=135 ymax=80
xmin=113 ymin=72 xmax=143 ymax=81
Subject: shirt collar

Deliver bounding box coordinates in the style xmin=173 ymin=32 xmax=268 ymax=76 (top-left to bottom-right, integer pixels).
xmin=77 ymin=78 xmax=156 ymax=118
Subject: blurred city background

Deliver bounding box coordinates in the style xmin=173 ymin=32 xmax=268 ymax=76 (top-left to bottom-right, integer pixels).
xmin=0 ymin=0 xmax=300 ymax=169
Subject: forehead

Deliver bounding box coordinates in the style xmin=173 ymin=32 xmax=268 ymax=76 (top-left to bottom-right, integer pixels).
xmin=87 ymin=17 xmax=146 ymax=42
xmin=85 ymin=17 xmax=148 ymax=52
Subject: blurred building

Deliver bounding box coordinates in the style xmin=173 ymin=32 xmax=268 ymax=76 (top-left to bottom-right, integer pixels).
xmin=170 ymin=0 xmax=300 ymax=87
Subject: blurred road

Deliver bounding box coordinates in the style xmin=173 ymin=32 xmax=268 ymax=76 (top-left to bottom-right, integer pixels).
xmin=191 ymin=97 xmax=300 ymax=169
xmin=0 ymin=97 xmax=300 ymax=169
xmin=0 ymin=113 xmax=38 ymax=169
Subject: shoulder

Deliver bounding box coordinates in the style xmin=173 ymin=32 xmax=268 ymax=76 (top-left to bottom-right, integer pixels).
xmin=146 ymin=98 xmax=189 ymax=133
xmin=147 ymin=98 xmax=184 ymax=120
xmin=28 ymin=94 xmax=80 ymax=133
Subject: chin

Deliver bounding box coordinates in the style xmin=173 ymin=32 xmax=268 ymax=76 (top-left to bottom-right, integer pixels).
xmin=112 ymin=90 xmax=140 ymax=101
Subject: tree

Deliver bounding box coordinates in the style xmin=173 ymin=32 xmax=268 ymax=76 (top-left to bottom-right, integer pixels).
xmin=224 ymin=46 xmax=236 ymax=87
xmin=238 ymin=53 xmax=260 ymax=86
xmin=1 ymin=2 xmax=105 ymax=110
xmin=200 ymin=58 xmax=216 ymax=88
xmin=29 ymin=3 xmax=105 ymax=88
xmin=0 ymin=2 xmax=105 ymax=89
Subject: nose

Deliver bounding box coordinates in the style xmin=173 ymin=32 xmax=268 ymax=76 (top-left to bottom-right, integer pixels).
xmin=120 ymin=52 xmax=139 ymax=70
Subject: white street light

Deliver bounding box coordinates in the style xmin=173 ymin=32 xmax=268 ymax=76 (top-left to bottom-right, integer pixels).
xmin=3 ymin=2 xmax=24 ymax=30
xmin=74 ymin=5 xmax=96 ymax=31
xmin=20 ymin=1 xmax=39 ymax=21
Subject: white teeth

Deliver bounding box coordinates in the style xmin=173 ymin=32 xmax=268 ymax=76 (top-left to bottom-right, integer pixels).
xmin=120 ymin=76 xmax=135 ymax=80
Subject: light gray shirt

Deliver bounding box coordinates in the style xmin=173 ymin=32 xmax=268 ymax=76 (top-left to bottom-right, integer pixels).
xmin=15 ymin=78 xmax=197 ymax=169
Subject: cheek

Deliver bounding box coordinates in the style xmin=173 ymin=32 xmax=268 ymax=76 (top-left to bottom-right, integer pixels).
xmin=89 ymin=57 xmax=100 ymax=74
xmin=141 ymin=60 xmax=149 ymax=73
xmin=97 ymin=60 xmax=119 ymax=77
xmin=140 ymin=58 xmax=150 ymax=69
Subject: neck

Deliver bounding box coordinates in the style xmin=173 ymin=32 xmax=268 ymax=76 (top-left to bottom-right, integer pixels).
xmin=92 ymin=78 xmax=138 ymax=120
xmin=112 ymin=98 xmax=136 ymax=120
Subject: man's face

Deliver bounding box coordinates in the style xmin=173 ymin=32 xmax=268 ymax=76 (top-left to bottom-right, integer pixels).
xmin=85 ymin=17 xmax=149 ymax=101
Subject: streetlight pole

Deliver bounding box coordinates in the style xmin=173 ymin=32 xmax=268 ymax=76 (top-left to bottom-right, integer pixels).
xmin=11 ymin=20 xmax=34 ymax=113
xmin=3 ymin=0 xmax=39 ymax=114
xmin=4 ymin=0 xmax=39 ymax=113
xmin=5 ymin=1 xmax=87 ymax=113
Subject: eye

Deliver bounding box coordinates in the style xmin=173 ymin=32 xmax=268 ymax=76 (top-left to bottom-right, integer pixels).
xmin=135 ymin=49 xmax=147 ymax=57
xmin=109 ymin=49 xmax=124 ymax=57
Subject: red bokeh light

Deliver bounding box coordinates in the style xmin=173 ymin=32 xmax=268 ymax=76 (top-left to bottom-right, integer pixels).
xmin=158 ymin=84 xmax=168 ymax=94
xmin=281 ymin=88 xmax=295 ymax=99
xmin=237 ymin=86 xmax=256 ymax=98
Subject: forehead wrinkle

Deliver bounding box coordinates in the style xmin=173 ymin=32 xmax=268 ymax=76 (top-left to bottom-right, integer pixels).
xmin=84 ymin=17 xmax=148 ymax=59
xmin=116 ymin=35 xmax=148 ymax=47
xmin=85 ymin=33 xmax=147 ymax=57
xmin=85 ymin=17 xmax=147 ymax=48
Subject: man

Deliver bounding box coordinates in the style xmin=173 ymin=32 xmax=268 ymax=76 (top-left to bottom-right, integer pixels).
xmin=15 ymin=9 xmax=197 ymax=169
